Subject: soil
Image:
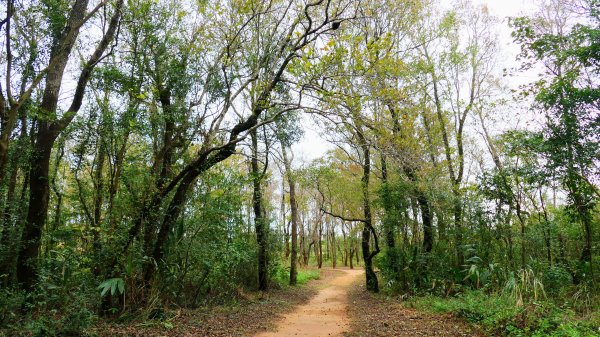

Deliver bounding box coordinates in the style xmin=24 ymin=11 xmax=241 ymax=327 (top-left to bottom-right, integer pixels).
xmin=94 ymin=268 xmax=343 ymax=337
xmin=254 ymin=268 xmax=363 ymax=337
xmin=94 ymin=268 xmax=483 ymax=337
xmin=345 ymin=279 xmax=485 ymax=337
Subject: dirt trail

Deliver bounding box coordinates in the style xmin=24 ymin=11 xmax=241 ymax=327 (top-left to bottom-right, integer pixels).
xmin=255 ymin=268 xmax=363 ymax=337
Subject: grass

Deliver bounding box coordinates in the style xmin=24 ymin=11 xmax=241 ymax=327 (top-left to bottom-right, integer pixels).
xmin=406 ymin=291 xmax=599 ymax=337
xmin=272 ymin=267 xmax=321 ymax=287
xmin=296 ymin=269 xmax=320 ymax=285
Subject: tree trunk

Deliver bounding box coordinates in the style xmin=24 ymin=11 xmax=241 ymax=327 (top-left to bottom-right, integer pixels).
xmin=453 ymin=191 xmax=464 ymax=267
xmin=281 ymin=143 xmax=298 ymax=285
xmin=360 ymin=139 xmax=379 ymax=292
xmin=281 ymin=179 xmax=290 ymax=260
xmin=92 ymin=134 xmax=106 ymax=276
xmin=331 ymin=223 xmax=336 ymax=268
xmin=419 ymin=193 xmax=433 ymax=253
xmin=436 ymin=209 xmax=446 ymax=241
xmin=17 ymin=125 xmax=54 ymax=289
xmin=380 ymin=155 xmax=400 ymax=281
xmin=318 ymin=220 xmax=323 ymax=268
xmin=388 ymin=106 xmax=434 ymax=255
xmin=251 ymin=130 xmax=268 ymax=291
xmin=16 ymin=0 xmax=122 ymax=290
xmin=341 ymin=221 xmax=348 ymax=267
xmin=143 ymin=88 xmax=177 ymax=266
xmin=0 ymin=148 xmax=21 ymax=282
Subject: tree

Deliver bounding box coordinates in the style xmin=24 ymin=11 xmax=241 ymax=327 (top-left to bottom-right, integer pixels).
xmin=272 ymin=115 xmax=300 ymax=285
xmin=123 ymin=0 xmax=354 ymax=292
xmin=250 ymin=127 xmax=269 ymax=290
xmin=16 ymin=0 xmax=124 ymax=290
xmin=512 ymin=0 xmax=599 ymax=284
xmin=415 ymin=0 xmax=500 ymax=266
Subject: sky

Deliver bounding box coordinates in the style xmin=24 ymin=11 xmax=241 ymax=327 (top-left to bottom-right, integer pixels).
xmin=292 ymin=0 xmax=538 ymax=163
xmin=467 ymin=0 xmax=536 ymax=18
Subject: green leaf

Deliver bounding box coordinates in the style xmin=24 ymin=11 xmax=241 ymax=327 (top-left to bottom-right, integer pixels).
xmin=98 ymin=278 xmax=125 ymax=297
xmin=117 ymin=279 xmax=125 ymax=295
xmin=111 ymin=281 xmax=118 ymax=296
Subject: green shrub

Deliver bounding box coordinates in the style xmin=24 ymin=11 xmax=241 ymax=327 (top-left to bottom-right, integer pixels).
xmin=271 ymin=266 xmax=320 ymax=287
xmin=59 ymin=304 xmax=96 ymax=336
xmin=270 ymin=262 xmax=290 ymax=288
xmin=407 ymin=290 xmax=598 ymax=337
xmin=20 ymin=306 xmax=96 ymax=337
xmin=296 ymin=269 xmax=320 ymax=285
xmin=25 ymin=316 xmax=57 ymax=337
xmin=543 ymin=266 xmax=572 ymax=295
xmin=1 ymin=273 xmax=100 ymax=336
xmin=0 ymin=288 xmax=25 ymax=327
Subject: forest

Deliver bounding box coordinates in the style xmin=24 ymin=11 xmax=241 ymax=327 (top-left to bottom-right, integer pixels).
xmin=0 ymin=0 xmax=598 ymax=336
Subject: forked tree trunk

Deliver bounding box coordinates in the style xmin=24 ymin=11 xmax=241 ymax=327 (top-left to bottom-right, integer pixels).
xmin=16 ymin=0 xmax=123 ymax=290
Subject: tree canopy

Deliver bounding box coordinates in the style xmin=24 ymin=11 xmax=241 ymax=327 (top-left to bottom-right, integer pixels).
xmin=0 ymin=0 xmax=598 ymax=336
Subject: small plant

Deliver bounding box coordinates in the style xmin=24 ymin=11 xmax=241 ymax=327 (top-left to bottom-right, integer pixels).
xmin=60 ymin=305 xmax=96 ymax=336
xmin=98 ymin=277 xmax=126 ymax=313
xmin=543 ymin=265 xmax=572 ymax=295
xmin=463 ymin=257 xmax=483 ymax=288
xmin=296 ymin=269 xmax=320 ymax=285
xmin=98 ymin=278 xmax=125 ymax=298
xmin=0 ymin=288 xmax=25 ymax=326
xmin=407 ymin=290 xmax=598 ymax=336
xmin=462 ymin=257 xmax=502 ymax=290
xmin=572 ymin=283 xmax=593 ymax=314
xmin=26 ymin=316 xmax=57 ymax=337
xmin=504 ymin=267 xmax=546 ymax=306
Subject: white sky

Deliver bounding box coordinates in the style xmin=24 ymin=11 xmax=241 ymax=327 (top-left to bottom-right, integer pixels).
xmin=293 ymin=0 xmax=538 ymax=163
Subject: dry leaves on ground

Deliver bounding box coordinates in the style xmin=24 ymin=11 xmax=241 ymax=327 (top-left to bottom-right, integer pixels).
xmin=93 ymin=269 xmax=344 ymax=337
xmin=345 ymin=281 xmax=485 ymax=337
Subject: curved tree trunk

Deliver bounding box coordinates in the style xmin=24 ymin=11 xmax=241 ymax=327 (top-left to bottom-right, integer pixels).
xmin=360 ymin=137 xmax=379 ymax=292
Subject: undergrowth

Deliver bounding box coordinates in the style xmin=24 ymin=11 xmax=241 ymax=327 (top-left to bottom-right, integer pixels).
xmin=272 ymin=267 xmax=320 ymax=287
xmin=406 ymin=290 xmax=600 ymax=337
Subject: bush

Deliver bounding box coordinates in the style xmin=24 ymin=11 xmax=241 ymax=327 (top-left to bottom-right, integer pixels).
xmin=543 ymin=265 xmax=572 ymax=295
xmin=0 ymin=271 xmax=100 ymax=336
xmin=270 ymin=262 xmax=290 ymax=288
xmin=0 ymin=288 xmax=25 ymax=327
xmin=59 ymin=302 xmax=97 ymax=336
xmin=23 ymin=305 xmax=96 ymax=337
xmin=271 ymin=266 xmax=320 ymax=287
xmin=296 ymin=269 xmax=320 ymax=285
xmin=407 ymin=290 xmax=599 ymax=337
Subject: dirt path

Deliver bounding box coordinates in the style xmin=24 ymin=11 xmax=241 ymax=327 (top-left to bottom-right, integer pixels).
xmin=345 ymin=281 xmax=484 ymax=337
xmin=255 ymin=268 xmax=364 ymax=337
xmin=93 ymin=268 xmax=481 ymax=337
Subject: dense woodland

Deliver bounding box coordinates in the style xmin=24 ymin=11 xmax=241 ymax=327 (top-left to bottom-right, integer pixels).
xmin=0 ymin=0 xmax=598 ymax=335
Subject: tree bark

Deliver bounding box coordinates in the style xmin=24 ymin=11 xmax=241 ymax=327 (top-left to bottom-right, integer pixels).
xmin=17 ymin=125 xmax=55 ymax=289
xmin=281 ymin=142 xmax=298 ymax=285
xmin=388 ymin=106 xmax=434 ymax=254
xmin=251 ymin=130 xmax=268 ymax=291
xmin=359 ymin=137 xmax=379 ymax=292
xmin=16 ymin=0 xmax=123 ymax=290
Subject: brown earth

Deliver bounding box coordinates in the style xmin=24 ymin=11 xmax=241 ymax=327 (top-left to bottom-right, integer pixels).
xmin=255 ymin=268 xmax=363 ymax=337
xmin=93 ymin=268 xmax=344 ymax=337
xmin=345 ymin=280 xmax=485 ymax=337
xmin=93 ymin=268 xmax=483 ymax=337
